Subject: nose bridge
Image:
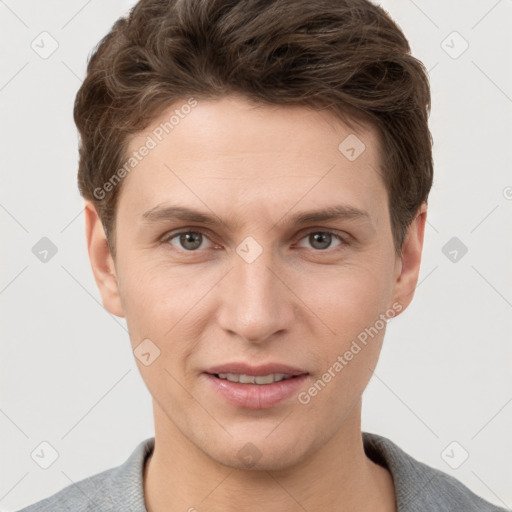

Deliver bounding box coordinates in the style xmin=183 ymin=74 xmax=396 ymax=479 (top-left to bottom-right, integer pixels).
xmin=218 ymin=240 xmax=291 ymax=342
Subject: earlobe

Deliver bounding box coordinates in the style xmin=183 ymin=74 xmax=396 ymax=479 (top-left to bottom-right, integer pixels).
xmin=84 ymin=201 xmax=125 ymax=318
xmin=391 ymin=203 xmax=427 ymax=313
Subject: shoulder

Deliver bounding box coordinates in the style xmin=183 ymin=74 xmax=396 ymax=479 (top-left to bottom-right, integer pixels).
xmin=16 ymin=437 xmax=154 ymax=512
xmin=362 ymin=432 xmax=509 ymax=512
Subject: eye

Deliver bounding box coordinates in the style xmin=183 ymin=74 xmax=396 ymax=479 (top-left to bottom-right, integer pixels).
xmin=296 ymin=231 xmax=344 ymax=251
xmin=162 ymin=229 xmax=347 ymax=253
xmin=164 ymin=230 xmax=214 ymax=251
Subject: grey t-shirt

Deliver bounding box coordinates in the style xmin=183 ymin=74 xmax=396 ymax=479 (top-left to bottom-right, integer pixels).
xmin=17 ymin=432 xmax=509 ymax=511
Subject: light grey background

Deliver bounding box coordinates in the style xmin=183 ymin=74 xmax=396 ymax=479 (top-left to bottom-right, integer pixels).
xmin=1 ymin=1 xmax=511 ymax=510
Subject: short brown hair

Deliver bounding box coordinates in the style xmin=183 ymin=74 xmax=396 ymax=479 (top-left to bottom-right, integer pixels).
xmin=74 ymin=0 xmax=433 ymax=257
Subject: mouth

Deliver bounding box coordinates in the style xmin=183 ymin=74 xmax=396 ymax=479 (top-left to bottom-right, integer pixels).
xmin=202 ymin=363 xmax=309 ymax=409
xmin=207 ymin=372 xmax=303 ymax=384
xmin=204 ymin=362 xmax=308 ymax=378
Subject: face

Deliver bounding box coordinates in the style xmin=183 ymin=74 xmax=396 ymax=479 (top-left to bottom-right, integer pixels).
xmin=86 ymin=95 xmax=425 ymax=471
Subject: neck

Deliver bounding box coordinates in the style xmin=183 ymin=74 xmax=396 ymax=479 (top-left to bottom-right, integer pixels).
xmin=143 ymin=400 xmax=396 ymax=512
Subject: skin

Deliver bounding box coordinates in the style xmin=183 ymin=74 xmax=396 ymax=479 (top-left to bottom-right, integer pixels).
xmin=85 ymin=95 xmax=426 ymax=512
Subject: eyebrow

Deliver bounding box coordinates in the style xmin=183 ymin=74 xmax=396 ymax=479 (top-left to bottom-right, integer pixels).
xmin=141 ymin=204 xmax=370 ymax=229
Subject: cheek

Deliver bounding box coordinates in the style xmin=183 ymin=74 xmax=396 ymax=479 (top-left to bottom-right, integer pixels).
xmin=117 ymin=263 xmax=201 ymax=398
xmin=304 ymin=261 xmax=393 ymax=339
xmin=117 ymin=257 xmax=215 ymax=348
xmin=296 ymin=258 xmax=395 ymax=403
xmin=298 ymin=268 xmax=390 ymax=417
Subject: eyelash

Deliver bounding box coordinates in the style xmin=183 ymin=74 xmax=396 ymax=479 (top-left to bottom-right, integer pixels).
xmin=160 ymin=228 xmax=349 ymax=253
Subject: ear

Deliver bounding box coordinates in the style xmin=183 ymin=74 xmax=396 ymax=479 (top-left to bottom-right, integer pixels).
xmin=84 ymin=201 xmax=125 ymax=318
xmin=391 ymin=203 xmax=427 ymax=313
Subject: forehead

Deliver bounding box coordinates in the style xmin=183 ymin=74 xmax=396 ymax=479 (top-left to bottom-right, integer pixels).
xmin=130 ymin=95 xmax=379 ymax=154
xmin=119 ymin=95 xmax=386 ymax=219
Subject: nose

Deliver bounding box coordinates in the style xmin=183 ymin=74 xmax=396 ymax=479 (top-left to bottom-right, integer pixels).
xmin=216 ymin=244 xmax=296 ymax=344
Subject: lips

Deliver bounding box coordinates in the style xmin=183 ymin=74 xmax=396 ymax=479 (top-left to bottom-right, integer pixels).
xmin=203 ymin=372 xmax=309 ymax=409
xmin=202 ymin=362 xmax=310 ymax=409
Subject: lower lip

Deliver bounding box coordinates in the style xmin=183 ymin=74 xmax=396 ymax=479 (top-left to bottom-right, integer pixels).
xmin=203 ymin=373 xmax=309 ymax=409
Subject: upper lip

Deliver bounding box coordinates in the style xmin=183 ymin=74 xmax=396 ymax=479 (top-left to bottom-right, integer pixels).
xmin=204 ymin=362 xmax=309 ymax=377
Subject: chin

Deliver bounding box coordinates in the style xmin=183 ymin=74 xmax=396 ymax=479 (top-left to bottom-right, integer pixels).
xmin=206 ymin=434 xmax=313 ymax=472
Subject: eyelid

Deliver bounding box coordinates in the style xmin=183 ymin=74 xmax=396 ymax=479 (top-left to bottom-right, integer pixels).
xmin=295 ymin=227 xmax=350 ymax=244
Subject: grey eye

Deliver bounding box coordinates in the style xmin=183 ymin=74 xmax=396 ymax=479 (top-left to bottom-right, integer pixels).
xmin=298 ymin=232 xmax=342 ymax=250
xmin=310 ymin=232 xmax=332 ymax=250
xmin=169 ymin=231 xmax=209 ymax=251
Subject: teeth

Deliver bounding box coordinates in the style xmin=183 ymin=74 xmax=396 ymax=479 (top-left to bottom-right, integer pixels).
xmin=217 ymin=373 xmax=291 ymax=384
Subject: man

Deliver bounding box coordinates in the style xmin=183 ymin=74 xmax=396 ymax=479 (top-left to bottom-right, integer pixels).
xmin=18 ymin=0 xmax=507 ymax=510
